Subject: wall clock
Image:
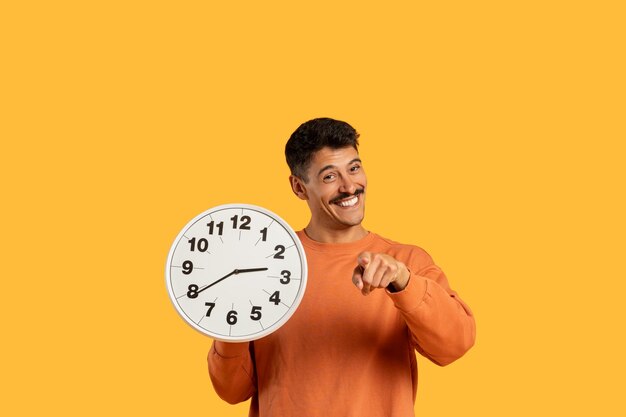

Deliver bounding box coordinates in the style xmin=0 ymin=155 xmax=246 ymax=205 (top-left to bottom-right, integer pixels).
xmin=165 ymin=204 xmax=308 ymax=342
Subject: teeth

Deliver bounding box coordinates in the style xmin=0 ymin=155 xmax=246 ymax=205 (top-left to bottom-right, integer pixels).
xmin=337 ymin=196 xmax=358 ymax=207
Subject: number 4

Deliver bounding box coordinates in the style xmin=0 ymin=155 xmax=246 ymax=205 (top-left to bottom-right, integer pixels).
xmin=269 ymin=291 xmax=281 ymax=305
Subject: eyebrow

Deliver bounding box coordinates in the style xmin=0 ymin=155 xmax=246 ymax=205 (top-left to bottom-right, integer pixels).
xmin=317 ymin=158 xmax=362 ymax=177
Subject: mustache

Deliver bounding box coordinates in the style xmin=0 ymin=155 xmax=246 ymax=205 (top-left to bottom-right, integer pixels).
xmin=329 ymin=188 xmax=365 ymax=204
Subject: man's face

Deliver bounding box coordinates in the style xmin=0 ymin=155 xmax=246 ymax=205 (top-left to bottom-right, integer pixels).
xmin=295 ymin=146 xmax=367 ymax=230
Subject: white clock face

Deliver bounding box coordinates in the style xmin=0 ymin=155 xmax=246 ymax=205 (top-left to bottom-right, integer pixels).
xmin=165 ymin=204 xmax=307 ymax=342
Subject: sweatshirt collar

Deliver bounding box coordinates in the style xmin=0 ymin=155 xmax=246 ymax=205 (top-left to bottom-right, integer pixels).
xmin=296 ymin=229 xmax=377 ymax=253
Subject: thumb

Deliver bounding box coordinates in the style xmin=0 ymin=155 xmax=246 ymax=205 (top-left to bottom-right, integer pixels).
xmin=352 ymin=265 xmax=364 ymax=290
xmin=357 ymin=252 xmax=371 ymax=268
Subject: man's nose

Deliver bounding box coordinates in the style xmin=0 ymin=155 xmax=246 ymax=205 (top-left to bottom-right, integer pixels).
xmin=338 ymin=176 xmax=357 ymax=195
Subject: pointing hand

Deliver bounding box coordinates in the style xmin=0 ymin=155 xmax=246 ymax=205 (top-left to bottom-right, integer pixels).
xmin=351 ymin=252 xmax=409 ymax=296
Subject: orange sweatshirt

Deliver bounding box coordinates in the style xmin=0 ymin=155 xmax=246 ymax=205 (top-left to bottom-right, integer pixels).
xmin=208 ymin=231 xmax=475 ymax=417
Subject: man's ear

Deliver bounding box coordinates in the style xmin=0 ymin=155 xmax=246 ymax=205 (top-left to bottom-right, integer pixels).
xmin=289 ymin=175 xmax=308 ymax=200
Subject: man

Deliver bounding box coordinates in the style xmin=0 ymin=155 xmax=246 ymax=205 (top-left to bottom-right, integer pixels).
xmin=208 ymin=117 xmax=476 ymax=416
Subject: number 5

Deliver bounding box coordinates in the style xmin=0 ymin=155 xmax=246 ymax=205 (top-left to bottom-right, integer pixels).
xmin=250 ymin=306 xmax=262 ymax=321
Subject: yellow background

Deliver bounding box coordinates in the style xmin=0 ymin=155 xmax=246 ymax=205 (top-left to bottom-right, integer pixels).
xmin=2 ymin=1 xmax=624 ymax=416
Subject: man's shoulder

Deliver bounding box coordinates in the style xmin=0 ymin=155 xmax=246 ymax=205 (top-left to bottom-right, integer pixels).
xmin=369 ymin=232 xmax=432 ymax=263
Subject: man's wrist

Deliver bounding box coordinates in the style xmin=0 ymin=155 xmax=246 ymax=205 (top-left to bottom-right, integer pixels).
xmin=388 ymin=267 xmax=410 ymax=292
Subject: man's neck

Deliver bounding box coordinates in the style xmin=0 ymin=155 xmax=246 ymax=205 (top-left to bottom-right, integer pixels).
xmin=303 ymin=223 xmax=368 ymax=244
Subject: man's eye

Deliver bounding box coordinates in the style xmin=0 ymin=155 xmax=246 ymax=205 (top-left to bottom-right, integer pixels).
xmin=350 ymin=165 xmax=360 ymax=172
xmin=323 ymin=174 xmax=336 ymax=181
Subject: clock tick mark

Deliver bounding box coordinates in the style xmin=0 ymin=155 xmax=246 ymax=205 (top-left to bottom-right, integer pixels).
xmin=267 ymin=275 xmax=300 ymax=280
xmin=172 ymin=265 xmax=205 ymax=270
xmin=265 ymin=243 xmax=295 ymax=258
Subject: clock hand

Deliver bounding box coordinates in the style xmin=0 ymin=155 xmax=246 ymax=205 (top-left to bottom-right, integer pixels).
xmin=196 ymin=269 xmax=237 ymax=295
xmin=236 ymin=268 xmax=269 ymax=273
xmin=196 ymin=268 xmax=269 ymax=295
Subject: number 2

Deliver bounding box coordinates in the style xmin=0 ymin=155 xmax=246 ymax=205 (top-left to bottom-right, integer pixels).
xmin=273 ymin=245 xmax=285 ymax=259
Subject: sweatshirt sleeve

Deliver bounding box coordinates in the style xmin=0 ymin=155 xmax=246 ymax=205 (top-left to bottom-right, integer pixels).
xmin=386 ymin=249 xmax=476 ymax=366
xmin=207 ymin=340 xmax=256 ymax=404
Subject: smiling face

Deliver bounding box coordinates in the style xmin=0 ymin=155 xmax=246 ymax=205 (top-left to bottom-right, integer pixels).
xmin=290 ymin=146 xmax=367 ymax=240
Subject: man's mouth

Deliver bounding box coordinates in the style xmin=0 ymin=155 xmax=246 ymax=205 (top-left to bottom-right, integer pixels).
xmin=330 ymin=189 xmax=364 ymax=208
xmin=336 ymin=195 xmax=359 ymax=207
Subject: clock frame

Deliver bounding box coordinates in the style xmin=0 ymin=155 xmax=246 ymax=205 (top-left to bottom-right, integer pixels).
xmin=165 ymin=204 xmax=308 ymax=342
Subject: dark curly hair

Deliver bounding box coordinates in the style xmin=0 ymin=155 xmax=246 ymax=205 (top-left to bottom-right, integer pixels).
xmin=285 ymin=117 xmax=360 ymax=182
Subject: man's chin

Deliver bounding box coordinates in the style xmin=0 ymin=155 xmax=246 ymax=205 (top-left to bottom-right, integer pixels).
xmin=335 ymin=211 xmax=365 ymax=228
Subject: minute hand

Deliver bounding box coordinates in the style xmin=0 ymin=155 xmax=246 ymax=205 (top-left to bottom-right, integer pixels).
xmin=196 ymin=267 xmax=269 ymax=295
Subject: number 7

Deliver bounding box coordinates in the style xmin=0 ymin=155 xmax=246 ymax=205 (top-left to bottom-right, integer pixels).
xmin=205 ymin=302 xmax=216 ymax=317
